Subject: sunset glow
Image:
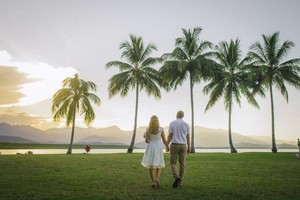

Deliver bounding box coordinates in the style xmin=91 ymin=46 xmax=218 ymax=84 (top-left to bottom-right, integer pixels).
xmin=0 ymin=50 xmax=77 ymax=106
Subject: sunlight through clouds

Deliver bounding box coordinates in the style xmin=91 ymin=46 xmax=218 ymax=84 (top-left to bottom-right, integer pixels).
xmin=0 ymin=50 xmax=78 ymax=106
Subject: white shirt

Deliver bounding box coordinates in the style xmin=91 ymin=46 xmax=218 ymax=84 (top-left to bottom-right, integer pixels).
xmin=168 ymin=118 xmax=190 ymax=144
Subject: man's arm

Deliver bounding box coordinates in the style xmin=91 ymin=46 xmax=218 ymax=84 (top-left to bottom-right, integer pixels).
xmin=186 ymin=134 xmax=190 ymax=154
xmin=167 ymin=132 xmax=172 ymax=145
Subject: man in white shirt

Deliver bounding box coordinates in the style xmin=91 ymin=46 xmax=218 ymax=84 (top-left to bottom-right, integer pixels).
xmin=167 ymin=111 xmax=190 ymax=188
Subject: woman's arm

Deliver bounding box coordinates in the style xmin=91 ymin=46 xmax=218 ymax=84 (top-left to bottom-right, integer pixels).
xmin=145 ymin=132 xmax=150 ymax=143
xmin=161 ymin=130 xmax=169 ymax=152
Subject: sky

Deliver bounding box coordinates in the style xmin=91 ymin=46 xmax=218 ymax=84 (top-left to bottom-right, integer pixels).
xmin=0 ymin=0 xmax=300 ymax=141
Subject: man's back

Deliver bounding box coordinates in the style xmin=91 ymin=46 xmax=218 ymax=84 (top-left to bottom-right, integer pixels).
xmin=169 ymin=118 xmax=189 ymax=144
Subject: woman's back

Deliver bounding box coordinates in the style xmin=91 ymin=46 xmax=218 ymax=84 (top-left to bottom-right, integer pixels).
xmin=149 ymin=127 xmax=163 ymax=142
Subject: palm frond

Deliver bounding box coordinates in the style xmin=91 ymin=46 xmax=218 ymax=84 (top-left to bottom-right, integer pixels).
xmin=195 ymin=40 xmax=213 ymax=56
xmin=106 ymin=61 xmax=133 ymax=71
xmin=276 ymin=40 xmax=294 ymax=61
xmin=280 ymin=58 xmax=300 ymax=67
xmin=171 ymin=47 xmax=189 ymax=60
xmin=159 ymin=60 xmax=189 ymax=90
xmin=107 ymin=71 xmax=132 ymax=98
xmin=141 ymin=57 xmax=161 ymax=68
xmin=274 ymin=74 xmax=289 ymax=101
xmin=204 ymin=79 xmax=225 ymax=111
xmin=140 ymin=42 xmax=157 ymax=62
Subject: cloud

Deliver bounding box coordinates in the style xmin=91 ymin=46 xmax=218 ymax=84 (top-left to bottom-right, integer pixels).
xmin=0 ymin=50 xmax=77 ymax=106
xmin=0 ymin=65 xmax=33 ymax=105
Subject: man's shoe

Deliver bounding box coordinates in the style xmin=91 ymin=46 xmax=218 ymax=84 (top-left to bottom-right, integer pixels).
xmin=172 ymin=177 xmax=181 ymax=188
xmin=156 ymin=180 xmax=160 ymax=188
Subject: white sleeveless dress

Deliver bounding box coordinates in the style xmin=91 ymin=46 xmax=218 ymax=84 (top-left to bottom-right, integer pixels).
xmin=141 ymin=127 xmax=165 ymax=169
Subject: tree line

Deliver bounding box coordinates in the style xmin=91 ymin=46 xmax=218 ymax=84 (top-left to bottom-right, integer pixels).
xmin=52 ymin=27 xmax=300 ymax=154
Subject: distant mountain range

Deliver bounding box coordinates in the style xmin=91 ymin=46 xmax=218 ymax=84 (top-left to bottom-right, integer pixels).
xmin=0 ymin=122 xmax=297 ymax=149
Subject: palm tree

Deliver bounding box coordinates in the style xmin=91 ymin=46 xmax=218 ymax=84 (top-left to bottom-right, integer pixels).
xmin=106 ymin=34 xmax=161 ymax=153
xmin=248 ymin=32 xmax=300 ymax=153
xmin=159 ymin=27 xmax=214 ymax=153
xmin=204 ymin=39 xmax=259 ymax=153
xmin=52 ymin=74 xmax=101 ymax=154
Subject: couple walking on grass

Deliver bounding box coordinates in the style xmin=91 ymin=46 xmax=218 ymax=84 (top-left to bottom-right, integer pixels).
xmin=141 ymin=111 xmax=190 ymax=189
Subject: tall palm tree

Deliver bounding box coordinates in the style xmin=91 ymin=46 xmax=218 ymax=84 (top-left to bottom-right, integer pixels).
xmin=159 ymin=27 xmax=214 ymax=153
xmin=106 ymin=34 xmax=161 ymax=153
xmin=204 ymin=39 xmax=259 ymax=153
xmin=248 ymin=32 xmax=300 ymax=153
xmin=52 ymin=74 xmax=101 ymax=154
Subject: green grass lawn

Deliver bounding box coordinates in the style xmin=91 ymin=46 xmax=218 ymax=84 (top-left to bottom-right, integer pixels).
xmin=0 ymin=153 xmax=299 ymax=200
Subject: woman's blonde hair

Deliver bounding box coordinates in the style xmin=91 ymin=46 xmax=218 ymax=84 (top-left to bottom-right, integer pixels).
xmin=147 ymin=115 xmax=160 ymax=135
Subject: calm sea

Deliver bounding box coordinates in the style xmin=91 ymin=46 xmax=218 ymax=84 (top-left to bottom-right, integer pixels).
xmin=0 ymin=148 xmax=298 ymax=155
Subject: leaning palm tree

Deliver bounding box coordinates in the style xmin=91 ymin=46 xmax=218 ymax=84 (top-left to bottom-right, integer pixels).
xmin=159 ymin=27 xmax=214 ymax=153
xmin=204 ymin=39 xmax=259 ymax=153
xmin=52 ymin=74 xmax=101 ymax=154
xmin=106 ymin=34 xmax=161 ymax=153
xmin=248 ymin=32 xmax=300 ymax=153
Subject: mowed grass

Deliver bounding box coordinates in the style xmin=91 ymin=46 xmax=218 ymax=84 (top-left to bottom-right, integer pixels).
xmin=0 ymin=153 xmax=299 ymax=200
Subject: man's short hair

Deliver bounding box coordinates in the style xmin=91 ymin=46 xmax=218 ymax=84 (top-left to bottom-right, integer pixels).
xmin=177 ymin=111 xmax=184 ymax=118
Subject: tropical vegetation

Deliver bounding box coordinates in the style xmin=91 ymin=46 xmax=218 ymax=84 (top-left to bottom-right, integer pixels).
xmin=52 ymin=74 xmax=101 ymax=154
xmin=204 ymin=39 xmax=259 ymax=153
xmin=248 ymin=32 xmax=300 ymax=153
xmin=106 ymin=34 xmax=161 ymax=153
xmin=159 ymin=27 xmax=214 ymax=153
xmin=47 ymin=29 xmax=300 ymax=153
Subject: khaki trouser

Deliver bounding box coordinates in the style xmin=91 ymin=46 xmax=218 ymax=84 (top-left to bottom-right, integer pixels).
xmin=170 ymin=143 xmax=187 ymax=181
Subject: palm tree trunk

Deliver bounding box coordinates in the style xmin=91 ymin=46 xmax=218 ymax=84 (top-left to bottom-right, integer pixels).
xmin=189 ymin=75 xmax=195 ymax=153
xmin=270 ymin=84 xmax=277 ymax=153
xmin=67 ymin=109 xmax=76 ymax=154
xmin=228 ymin=101 xmax=237 ymax=153
xmin=128 ymin=83 xmax=139 ymax=153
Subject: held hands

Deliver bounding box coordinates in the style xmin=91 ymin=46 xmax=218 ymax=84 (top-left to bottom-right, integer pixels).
xmin=165 ymin=145 xmax=170 ymax=152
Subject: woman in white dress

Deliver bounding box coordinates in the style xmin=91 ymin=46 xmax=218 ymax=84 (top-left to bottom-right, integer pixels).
xmin=141 ymin=115 xmax=169 ymax=188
